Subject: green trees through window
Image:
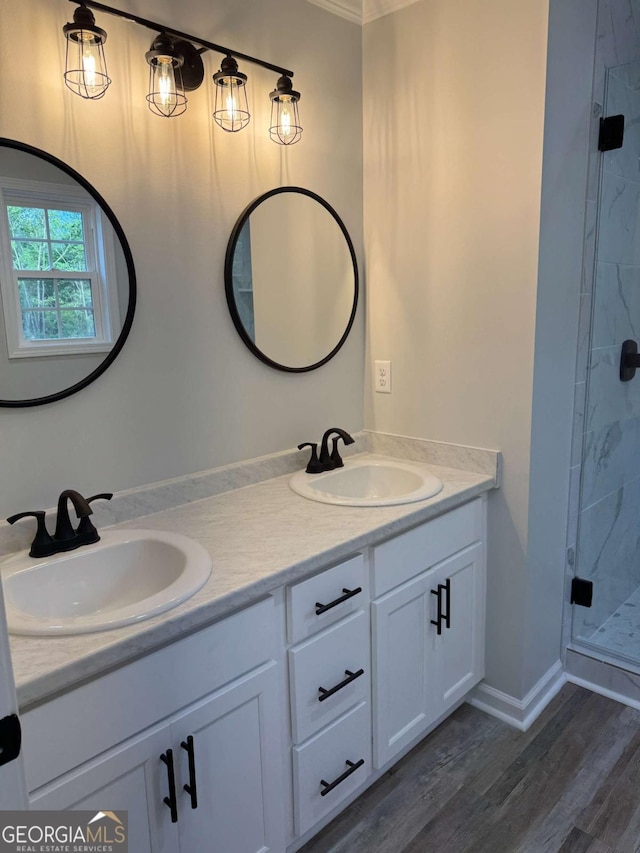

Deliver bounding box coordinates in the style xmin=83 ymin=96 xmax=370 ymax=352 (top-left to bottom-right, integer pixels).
xmin=7 ymin=205 xmax=96 ymax=342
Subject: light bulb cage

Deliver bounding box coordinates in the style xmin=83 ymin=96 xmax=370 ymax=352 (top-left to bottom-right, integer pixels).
xmin=145 ymin=34 xmax=189 ymax=118
xmin=63 ymin=4 xmax=111 ymax=100
xmin=269 ymin=75 xmax=302 ymax=145
xmin=212 ymin=56 xmax=250 ymax=132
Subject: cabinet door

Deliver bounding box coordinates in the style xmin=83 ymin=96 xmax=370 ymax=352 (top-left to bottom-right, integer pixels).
xmin=429 ymin=543 xmax=485 ymax=718
xmin=372 ymin=571 xmax=434 ymax=768
xmin=372 ymin=542 xmax=485 ymax=769
xmin=173 ymin=661 xmax=285 ymax=853
xmin=30 ymin=724 xmax=179 ymax=853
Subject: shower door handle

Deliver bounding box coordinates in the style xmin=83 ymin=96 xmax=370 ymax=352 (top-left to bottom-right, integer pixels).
xmin=620 ymin=340 xmax=640 ymax=382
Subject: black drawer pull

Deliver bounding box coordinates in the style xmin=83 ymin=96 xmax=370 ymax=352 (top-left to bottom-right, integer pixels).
xmin=320 ymin=758 xmax=365 ymax=797
xmin=444 ymin=577 xmax=451 ymax=629
xmin=160 ymin=749 xmax=178 ymax=823
xmin=315 ymin=587 xmax=362 ymax=616
xmin=430 ymin=578 xmax=452 ymax=635
xmin=318 ymin=668 xmax=365 ymax=702
xmin=181 ymin=735 xmax=198 ymax=809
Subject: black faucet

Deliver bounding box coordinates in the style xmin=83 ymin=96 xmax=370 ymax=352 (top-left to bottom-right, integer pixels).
xmin=7 ymin=491 xmax=113 ymax=558
xmin=298 ymin=429 xmax=355 ymax=474
xmin=319 ymin=428 xmax=355 ymax=470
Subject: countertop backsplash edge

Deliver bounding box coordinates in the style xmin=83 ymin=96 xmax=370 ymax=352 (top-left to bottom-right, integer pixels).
xmin=0 ymin=431 xmax=499 ymax=557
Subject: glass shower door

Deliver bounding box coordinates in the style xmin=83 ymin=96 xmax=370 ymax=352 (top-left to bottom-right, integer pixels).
xmin=572 ymin=58 xmax=640 ymax=666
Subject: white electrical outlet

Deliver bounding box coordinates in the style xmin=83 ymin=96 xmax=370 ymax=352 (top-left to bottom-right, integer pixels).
xmin=375 ymin=360 xmax=392 ymax=393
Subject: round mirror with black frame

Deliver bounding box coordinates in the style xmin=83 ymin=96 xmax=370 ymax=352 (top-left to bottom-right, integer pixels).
xmin=225 ymin=187 xmax=358 ymax=372
xmin=0 ymin=138 xmax=136 ymax=408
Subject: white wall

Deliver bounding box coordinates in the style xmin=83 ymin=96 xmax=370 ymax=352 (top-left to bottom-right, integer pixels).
xmin=0 ymin=0 xmax=363 ymax=518
xmin=363 ymin=0 xmax=550 ymax=698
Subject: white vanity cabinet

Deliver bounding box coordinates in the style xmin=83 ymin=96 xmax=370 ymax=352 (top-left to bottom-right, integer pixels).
xmin=24 ymin=597 xmax=286 ymax=853
xmin=18 ymin=493 xmax=488 ymax=853
xmin=371 ymin=498 xmax=486 ymax=768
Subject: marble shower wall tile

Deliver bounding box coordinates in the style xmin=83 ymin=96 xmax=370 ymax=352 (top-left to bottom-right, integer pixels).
xmin=596 ymin=0 xmax=640 ymax=70
xmin=597 ymin=173 xmax=640 ymax=266
xmin=603 ymin=68 xmax=640 ymax=181
xmin=592 ymin=262 xmax=640 ymax=347
xmin=581 ymin=415 xmax=640 ymax=506
xmin=614 ymin=57 xmax=640 ymax=88
xmin=576 ymin=476 xmax=640 ymax=632
xmin=587 ymin=344 xmax=640 ymax=432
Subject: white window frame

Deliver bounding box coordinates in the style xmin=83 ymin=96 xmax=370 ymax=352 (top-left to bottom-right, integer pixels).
xmin=0 ymin=176 xmax=120 ymax=359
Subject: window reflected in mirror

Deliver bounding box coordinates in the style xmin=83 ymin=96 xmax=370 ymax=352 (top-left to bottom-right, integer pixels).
xmin=0 ymin=140 xmax=136 ymax=407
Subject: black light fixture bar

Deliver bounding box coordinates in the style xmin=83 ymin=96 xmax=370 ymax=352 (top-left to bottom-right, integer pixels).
xmin=68 ymin=0 xmax=295 ymax=78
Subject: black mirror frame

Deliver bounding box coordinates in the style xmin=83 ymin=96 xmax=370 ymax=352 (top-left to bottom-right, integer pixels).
xmin=224 ymin=186 xmax=358 ymax=373
xmin=0 ymin=138 xmax=137 ymax=408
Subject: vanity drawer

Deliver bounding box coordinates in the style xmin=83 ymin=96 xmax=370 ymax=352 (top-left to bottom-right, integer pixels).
xmin=293 ymin=701 xmax=371 ymax=836
xmin=371 ymin=498 xmax=484 ymax=597
xmin=289 ymin=610 xmax=369 ymax=743
xmin=287 ymin=553 xmax=366 ymax=643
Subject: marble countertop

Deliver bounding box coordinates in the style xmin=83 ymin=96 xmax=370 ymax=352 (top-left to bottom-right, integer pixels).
xmin=9 ymin=455 xmax=496 ymax=709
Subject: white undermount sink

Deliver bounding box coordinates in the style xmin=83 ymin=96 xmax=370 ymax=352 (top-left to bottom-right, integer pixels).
xmin=289 ymin=456 xmax=443 ymax=507
xmin=0 ymin=529 xmax=212 ymax=637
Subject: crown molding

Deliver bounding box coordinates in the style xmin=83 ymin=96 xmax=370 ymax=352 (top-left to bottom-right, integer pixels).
xmin=303 ymin=0 xmax=422 ymax=25
xmin=362 ymin=0 xmax=421 ymax=24
xmin=304 ymin=0 xmax=363 ymax=25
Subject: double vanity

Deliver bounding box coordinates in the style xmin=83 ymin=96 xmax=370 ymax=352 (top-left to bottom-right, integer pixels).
xmin=3 ymin=440 xmax=498 ymax=852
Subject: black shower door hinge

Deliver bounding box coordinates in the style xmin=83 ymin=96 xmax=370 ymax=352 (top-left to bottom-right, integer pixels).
xmin=570 ymin=577 xmax=593 ymax=608
xmin=598 ymin=114 xmax=625 ymax=151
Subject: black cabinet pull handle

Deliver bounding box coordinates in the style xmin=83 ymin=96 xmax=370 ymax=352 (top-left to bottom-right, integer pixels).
xmin=318 ymin=668 xmax=365 ymax=702
xmin=315 ymin=587 xmax=362 ymax=616
xmin=320 ymin=758 xmax=365 ymax=797
xmin=431 ymin=579 xmax=452 ymax=635
xmin=160 ymin=749 xmax=178 ymax=823
xmin=443 ymin=577 xmax=451 ymax=630
xmin=181 ymin=735 xmax=198 ymax=809
xmin=431 ymin=583 xmax=445 ymax=635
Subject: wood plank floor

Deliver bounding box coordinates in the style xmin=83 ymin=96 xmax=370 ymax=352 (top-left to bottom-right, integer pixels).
xmin=299 ymin=684 xmax=640 ymax=853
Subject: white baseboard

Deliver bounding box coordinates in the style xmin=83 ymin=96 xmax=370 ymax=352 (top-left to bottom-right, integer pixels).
xmin=566 ymin=674 xmax=640 ymax=712
xmin=468 ymin=661 xmax=566 ymax=731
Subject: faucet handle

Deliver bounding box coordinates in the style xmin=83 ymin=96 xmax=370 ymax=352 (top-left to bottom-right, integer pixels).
xmin=77 ymin=493 xmax=112 ymax=541
xmin=298 ymin=442 xmax=324 ymax=474
xmin=86 ymin=493 xmax=114 ymax=505
xmin=6 ymin=510 xmax=55 ymax=558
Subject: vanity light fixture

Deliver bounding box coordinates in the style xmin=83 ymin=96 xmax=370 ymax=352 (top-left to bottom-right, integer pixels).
xmin=61 ymin=0 xmax=302 ymax=143
xmin=212 ymin=56 xmax=250 ymax=132
xmin=269 ymin=76 xmax=303 ymax=145
xmin=63 ymin=2 xmax=111 ymax=100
